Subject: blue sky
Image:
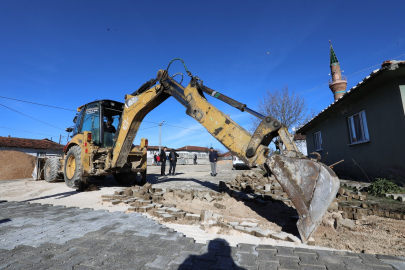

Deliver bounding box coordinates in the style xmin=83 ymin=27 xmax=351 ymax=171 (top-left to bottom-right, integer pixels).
xmin=1 ymin=0 xmax=404 ymax=152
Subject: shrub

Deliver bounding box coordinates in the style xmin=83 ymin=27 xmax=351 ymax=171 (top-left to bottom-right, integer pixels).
xmin=368 ymin=178 xmax=400 ymax=196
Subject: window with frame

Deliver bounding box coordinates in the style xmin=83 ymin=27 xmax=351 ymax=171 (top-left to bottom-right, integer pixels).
xmin=313 ymin=131 xmax=322 ymax=151
xmin=348 ymin=111 xmax=369 ymax=144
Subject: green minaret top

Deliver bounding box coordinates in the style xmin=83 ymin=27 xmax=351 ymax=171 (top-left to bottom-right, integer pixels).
xmin=330 ymin=40 xmax=339 ymax=66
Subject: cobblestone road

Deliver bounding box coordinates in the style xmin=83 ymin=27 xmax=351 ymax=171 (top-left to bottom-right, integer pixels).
xmin=1 ymin=201 xmax=405 ymax=269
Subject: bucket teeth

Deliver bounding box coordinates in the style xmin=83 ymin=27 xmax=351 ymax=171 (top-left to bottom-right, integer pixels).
xmin=266 ymin=155 xmax=340 ymax=243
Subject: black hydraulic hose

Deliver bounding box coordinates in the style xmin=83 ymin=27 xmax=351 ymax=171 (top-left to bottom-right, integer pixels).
xmin=197 ymin=82 xmax=246 ymax=112
xmin=131 ymin=78 xmax=159 ymax=96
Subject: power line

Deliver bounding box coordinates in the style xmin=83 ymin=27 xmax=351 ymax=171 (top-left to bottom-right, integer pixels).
xmin=301 ymin=52 xmax=405 ymax=94
xmin=0 ymin=126 xmax=63 ymax=137
xmin=0 ymin=96 xmax=76 ymax=111
xmin=142 ymin=120 xmax=204 ymax=132
xmin=139 ymin=125 xmax=159 ymax=131
xmin=165 ymin=123 xmax=203 ymax=131
xmin=0 ymin=96 xmax=213 ymax=133
xmin=0 ymin=103 xmax=65 ymax=131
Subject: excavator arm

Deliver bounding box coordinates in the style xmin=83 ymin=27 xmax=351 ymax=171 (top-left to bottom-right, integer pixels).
xmin=112 ymin=64 xmax=340 ymax=243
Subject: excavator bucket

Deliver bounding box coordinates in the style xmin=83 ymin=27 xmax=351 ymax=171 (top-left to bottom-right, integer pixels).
xmin=266 ymin=155 xmax=340 ymax=244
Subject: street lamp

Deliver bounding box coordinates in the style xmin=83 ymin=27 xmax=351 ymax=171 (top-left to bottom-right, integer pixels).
xmin=159 ymin=120 xmax=165 ymax=153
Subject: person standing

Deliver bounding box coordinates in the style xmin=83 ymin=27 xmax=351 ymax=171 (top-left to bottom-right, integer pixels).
xmin=194 ymin=154 xmax=197 ymax=165
xmin=153 ymin=153 xmax=157 ymax=166
xmin=209 ymin=147 xmax=218 ymax=176
xmin=160 ymin=147 xmax=167 ymax=176
xmin=168 ymin=149 xmax=179 ymax=176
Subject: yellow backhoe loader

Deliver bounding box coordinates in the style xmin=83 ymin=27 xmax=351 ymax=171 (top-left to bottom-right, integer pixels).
xmin=35 ymin=59 xmax=340 ymax=243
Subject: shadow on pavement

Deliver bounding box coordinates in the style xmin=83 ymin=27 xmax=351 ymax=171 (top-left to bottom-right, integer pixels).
xmin=0 ymin=218 xmax=12 ymax=225
xmin=20 ymin=191 xmax=78 ymax=202
xmin=179 ymin=238 xmax=245 ymax=270
xmin=222 ymin=186 xmax=300 ymax=237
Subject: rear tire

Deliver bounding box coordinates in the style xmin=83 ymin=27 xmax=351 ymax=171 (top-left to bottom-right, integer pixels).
xmin=44 ymin=158 xmax=61 ymax=183
xmin=64 ymin=145 xmax=85 ymax=189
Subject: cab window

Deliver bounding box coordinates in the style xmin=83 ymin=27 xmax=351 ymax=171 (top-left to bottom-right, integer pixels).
xmin=103 ymin=107 xmax=121 ymax=148
xmin=81 ymin=103 xmax=101 ymax=145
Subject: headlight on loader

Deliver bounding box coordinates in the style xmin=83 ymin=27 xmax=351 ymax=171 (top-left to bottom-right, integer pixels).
xmin=125 ymin=96 xmax=139 ymax=108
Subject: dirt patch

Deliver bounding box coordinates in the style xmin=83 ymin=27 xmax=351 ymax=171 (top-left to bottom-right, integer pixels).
xmin=0 ymin=151 xmax=36 ymax=181
xmin=158 ymin=192 xmax=405 ymax=255
xmin=84 ymin=184 xmax=100 ymax=192
xmin=161 ymin=192 xmax=288 ymax=232
xmin=315 ymin=213 xmax=405 ymax=256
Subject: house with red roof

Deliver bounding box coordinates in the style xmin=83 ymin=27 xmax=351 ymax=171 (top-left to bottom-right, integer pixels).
xmin=0 ymin=136 xmax=64 ymax=157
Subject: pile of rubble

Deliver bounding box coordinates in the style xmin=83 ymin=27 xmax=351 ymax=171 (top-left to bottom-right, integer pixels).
xmin=224 ymin=171 xmax=296 ymax=207
xmin=336 ymin=186 xmax=405 ymax=221
xmin=101 ymin=181 xmax=314 ymax=244
xmin=0 ymin=151 xmax=36 ymax=181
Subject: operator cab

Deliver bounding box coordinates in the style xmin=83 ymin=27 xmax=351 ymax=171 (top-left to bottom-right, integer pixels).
xmin=71 ymin=100 xmax=124 ymax=148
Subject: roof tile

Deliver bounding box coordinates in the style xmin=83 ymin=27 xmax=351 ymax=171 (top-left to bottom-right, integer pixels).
xmin=0 ymin=137 xmax=64 ymax=150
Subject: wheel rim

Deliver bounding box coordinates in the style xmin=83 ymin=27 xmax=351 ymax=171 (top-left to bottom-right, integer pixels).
xmin=66 ymin=155 xmax=76 ymax=179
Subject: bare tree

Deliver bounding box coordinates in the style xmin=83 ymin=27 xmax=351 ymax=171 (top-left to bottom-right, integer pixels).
xmin=250 ymin=85 xmax=316 ymax=153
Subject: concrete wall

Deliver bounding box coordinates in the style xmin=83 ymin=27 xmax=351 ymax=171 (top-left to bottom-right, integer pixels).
xmin=304 ymin=79 xmax=405 ymax=185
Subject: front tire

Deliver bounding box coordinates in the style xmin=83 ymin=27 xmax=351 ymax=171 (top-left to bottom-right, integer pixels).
xmin=64 ymin=145 xmax=86 ymax=190
xmin=44 ymin=158 xmax=61 ymax=183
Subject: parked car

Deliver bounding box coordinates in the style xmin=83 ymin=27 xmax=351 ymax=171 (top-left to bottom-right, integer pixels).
xmin=232 ymin=156 xmax=249 ymax=170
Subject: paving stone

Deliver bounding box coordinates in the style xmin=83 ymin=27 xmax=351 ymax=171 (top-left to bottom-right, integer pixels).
xmin=342 ymin=257 xmax=370 ymax=270
xmin=236 ymin=252 xmax=257 ymax=266
xmin=276 ymin=246 xmax=299 ymax=259
xmin=270 ymin=232 xmax=289 ymax=241
xmin=256 ymin=260 xmax=279 ymax=270
xmin=166 ymin=207 xmax=182 ymax=213
xmin=256 ymin=245 xmax=277 ymax=251
xmin=358 ymin=253 xmax=394 ymax=268
xmin=203 ymin=193 xmax=214 ymax=203
xmin=185 ymin=213 xmax=201 ymax=221
xmin=257 ymin=249 xmax=278 ymax=262
xmin=382 ymin=260 xmax=405 ymax=270
xmin=376 ymin=254 xmax=405 ymax=262
xmin=145 ymin=255 xmax=174 ymax=269
xmin=286 ymin=234 xmax=301 ymax=243
xmin=277 ymin=256 xmax=300 ymax=269
xmin=299 ymin=254 xmax=325 ymax=267
xmin=168 ymin=253 xmax=194 ymax=266
xmin=240 ymin=221 xmax=258 ymax=227
xmin=2 ymin=201 xmax=404 ymax=270
xmin=161 ymin=214 xmax=175 ymax=222
xmin=187 ymin=258 xmax=217 ymax=270
xmin=211 ymin=255 xmax=234 ymax=269
xmin=237 ymin=243 xmax=258 ymax=254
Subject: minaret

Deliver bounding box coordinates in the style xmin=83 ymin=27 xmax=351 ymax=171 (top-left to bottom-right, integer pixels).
xmin=328 ymin=40 xmax=347 ymax=101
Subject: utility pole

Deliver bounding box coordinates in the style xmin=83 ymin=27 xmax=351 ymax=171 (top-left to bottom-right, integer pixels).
xmin=159 ymin=120 xmax=165 ymax=153
xmin=59 ymin=134 xmax=62 ymax=144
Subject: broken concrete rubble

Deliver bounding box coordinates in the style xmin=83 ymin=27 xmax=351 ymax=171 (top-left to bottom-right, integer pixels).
xmin=101 ymin=175 xmax=307 ymax=244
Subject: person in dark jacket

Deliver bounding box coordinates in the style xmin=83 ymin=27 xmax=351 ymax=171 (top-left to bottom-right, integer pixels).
xmin=168 ymin=149 xmax=179 ymax=176
xmin=194 ymin=154 xmax=197 ymax=165
xmin=160 ymin=147 xmax=167 ymax=176
xmin=153 ymin=153 xmax=157 ymax=166
xmin=208 ymin=147 xmax=218 ymax=176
